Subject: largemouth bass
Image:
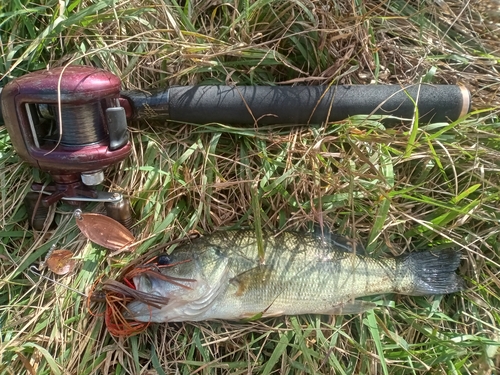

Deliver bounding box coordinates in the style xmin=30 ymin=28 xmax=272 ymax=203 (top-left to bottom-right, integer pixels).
xmin=126 ymin=230 xmax=464 ymax=322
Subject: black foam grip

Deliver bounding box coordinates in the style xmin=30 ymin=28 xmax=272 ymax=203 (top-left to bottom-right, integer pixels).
xmin=166 ymin=84 xmax=468 ymax=125
xmin=2 ymin=83 xmax=469 ymax=126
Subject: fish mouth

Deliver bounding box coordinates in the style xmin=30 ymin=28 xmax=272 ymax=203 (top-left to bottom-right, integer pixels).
xmin=123 ymin=300 xmax=161 ymax=322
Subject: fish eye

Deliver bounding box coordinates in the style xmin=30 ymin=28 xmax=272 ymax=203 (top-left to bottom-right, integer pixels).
xmin=158 ymin=255 xmax=171 ymax=265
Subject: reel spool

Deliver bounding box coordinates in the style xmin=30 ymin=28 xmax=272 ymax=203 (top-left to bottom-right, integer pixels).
xmin=41 ymin=102 xmax=107 ymax=146
xmin=1 ymin=66 xmax=133 ymax=229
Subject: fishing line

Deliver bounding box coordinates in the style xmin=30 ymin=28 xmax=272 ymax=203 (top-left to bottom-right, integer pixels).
xmin=28 ymin=264 xmax=87 ymax=297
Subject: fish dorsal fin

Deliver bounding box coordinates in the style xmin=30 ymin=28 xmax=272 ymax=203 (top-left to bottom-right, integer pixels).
xmin=326 ymin=300 xmax=376 ymax=315
xmin=313 ymin=227 xmax=366 ymax=255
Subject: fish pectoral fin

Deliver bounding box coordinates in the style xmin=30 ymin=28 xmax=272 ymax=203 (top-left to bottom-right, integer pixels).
xmin=327 ymin=300 xmax=377 ymax=315
xmin=230 ymin=265 xmax=274 ymax=297
xmin=261 ymin=310 xmax=285 ymax=318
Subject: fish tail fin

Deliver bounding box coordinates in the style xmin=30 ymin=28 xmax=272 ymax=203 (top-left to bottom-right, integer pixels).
xmin=398 ymin=249 xmax=465 ymax=296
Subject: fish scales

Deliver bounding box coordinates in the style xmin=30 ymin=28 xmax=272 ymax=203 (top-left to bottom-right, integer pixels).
xmin=127 ymin=230 xmax=464 ymax=322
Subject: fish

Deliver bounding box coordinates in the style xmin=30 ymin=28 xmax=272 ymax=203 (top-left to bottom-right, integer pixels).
xmin=125 ymin=230 xmax=464 ymax=323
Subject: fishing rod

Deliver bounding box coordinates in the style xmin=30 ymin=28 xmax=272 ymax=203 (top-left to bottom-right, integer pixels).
xmin=0 ymin=65 xmax=471 ymax=229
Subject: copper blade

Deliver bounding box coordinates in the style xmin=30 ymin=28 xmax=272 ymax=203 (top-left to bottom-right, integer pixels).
xmin=76 ymin=212 xmax=136 ymax=253
xmin=46 ymin=249 xmax=76 ymax=275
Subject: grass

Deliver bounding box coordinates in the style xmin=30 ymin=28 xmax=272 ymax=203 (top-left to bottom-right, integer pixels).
xmin=1 ymin=0 xmax=500 ymax=373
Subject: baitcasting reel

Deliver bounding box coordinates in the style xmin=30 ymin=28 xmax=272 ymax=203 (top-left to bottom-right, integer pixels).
xmin=0 ymin=65 xmax=472 ymax=230
xmin=1 ymin=67 xmax=132 ymax=229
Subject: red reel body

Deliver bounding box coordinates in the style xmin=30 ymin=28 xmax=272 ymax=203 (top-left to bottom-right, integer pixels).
xmin=1 ymin=66 xmax=130 ymax=177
